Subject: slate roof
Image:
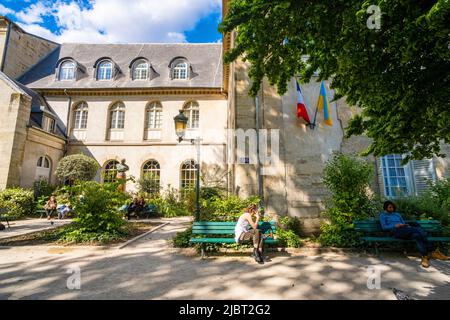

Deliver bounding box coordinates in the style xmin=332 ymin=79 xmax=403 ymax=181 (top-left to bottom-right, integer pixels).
xmin=18 ymin=43 xmax=223 ymax=90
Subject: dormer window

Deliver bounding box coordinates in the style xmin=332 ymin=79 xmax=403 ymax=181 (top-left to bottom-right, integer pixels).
xmin=97 ymin=60 xmax=113 ymax=80
xmin=170 ymin=58 xmax=190 ymax=80
xmin=59 ymin=60 xmax=76 ymax=80
xmin=42 ymin=116 xmax=56 ymax=133
xmin=132 ymin=59 xmax=149 ymax=80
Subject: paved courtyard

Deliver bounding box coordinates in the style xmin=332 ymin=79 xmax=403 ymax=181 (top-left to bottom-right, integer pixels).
xmin=0 ymin=218 xmax=72 ymax=240
xmin=0 ymin=217 xmax=449 ymax=300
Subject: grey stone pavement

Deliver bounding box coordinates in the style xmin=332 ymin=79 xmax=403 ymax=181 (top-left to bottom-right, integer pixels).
xmin=0 ymin=216 xmax=449 ymax=300
xmin=0 ymin=218 xmax=72 ymax=240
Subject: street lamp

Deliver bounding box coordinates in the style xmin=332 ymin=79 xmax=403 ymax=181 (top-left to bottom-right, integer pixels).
xmin=174 ymin=110 xmax=201 ymax=221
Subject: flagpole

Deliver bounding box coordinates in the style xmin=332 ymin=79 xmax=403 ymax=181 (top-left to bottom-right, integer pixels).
xmin=311 ymin=100 xmax=319 ymax=130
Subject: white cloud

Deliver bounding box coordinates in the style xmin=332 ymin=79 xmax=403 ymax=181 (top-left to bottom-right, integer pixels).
xmin=0 ymin=4 xmax=15 ymax=16
xmin=9 ymin=0 xmax=222 ymax=43
xmin=15 ymin=2 xmax=50 ymax=24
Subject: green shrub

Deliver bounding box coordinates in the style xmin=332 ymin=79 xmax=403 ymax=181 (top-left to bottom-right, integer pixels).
xmin=0 ymin=188 xmax=35 ymax=217
xmin=279 ymin=216 xmax=304 ymax=237
xmin=55 ymin=154 xmax=100 ymax=183
xmin=58 ymin=181 xmax=126 ymax=243
xmin=33 ymin=179 xmax=56 ymax=199
xmin=318 ymin=153 xmax=379 ymax=247
xmin=393 ymin=196 xmax=449 ymax=225
xmin=172 ymin=226 xmax=193 ymax=248
xmin=137 ymin=173 xmax=160 ymax=196
xmin=151 ymin=186 xmax=190 ymax=218
xmin=276 ymin=229 xmax=303 ymax=248
xmin=201 ymin=195 xmax=260 ymax=221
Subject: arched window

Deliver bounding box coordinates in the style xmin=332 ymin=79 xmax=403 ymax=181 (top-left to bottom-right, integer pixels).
xmin=110 ymin=102 xmax=125 ymax=129
xmin=142 ymin=160 xmax=161 ymax=195
xmin=146 ymin=101 xmax=162 ymax=129
xmin=35 ymin=156 xmax=51 ymax=181
xmin=97 ymin=60 xmax=113 ymax=80
xmin=103 ymin=160 xmax=120 ymax=183
xmin=172 ymin=61 xmax=188 ymax=80
xmin=133 ymin=59 xmax=149 ymax=80
xmin=180 ymin=160 xmax=197 ymax=192
xmin=73 ymin=102 xmax=88 ymax=129
xmin=37 ymin=156 xmax=51 ymax=169
xmin=183 ymin=101 xmax=199 ymax=129
xmin=59 ymin=60 xmax=76 ymax=80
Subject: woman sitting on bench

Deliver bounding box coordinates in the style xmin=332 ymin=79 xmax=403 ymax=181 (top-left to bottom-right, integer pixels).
xmin=379 ymin=201 xmax=448 ymax=268
xmin=235 ymin=204 xmax=265 ymax=264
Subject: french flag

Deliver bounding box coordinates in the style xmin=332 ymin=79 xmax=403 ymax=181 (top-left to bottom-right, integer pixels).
xmin=296 ymin=80 xmax=312 ymax=124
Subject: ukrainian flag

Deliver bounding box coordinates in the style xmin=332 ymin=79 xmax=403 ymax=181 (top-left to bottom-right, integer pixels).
xmin=317 ymin=81 xmax=333 ymax=126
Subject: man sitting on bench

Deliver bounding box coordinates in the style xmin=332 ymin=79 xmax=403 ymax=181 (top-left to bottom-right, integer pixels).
xmin=379 ymin=201 xmax=448 ymax=268
xmin=234 ymin=204 xmax=265 ymax=264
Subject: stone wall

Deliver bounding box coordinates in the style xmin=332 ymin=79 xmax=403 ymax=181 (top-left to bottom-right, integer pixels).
xmin=0 ymin=80 xmax=32 ymax=189
xmin=1 ymin=20 xmax=59 ymax=80
xmin=20 ymin=127 xmax=66 ymax=188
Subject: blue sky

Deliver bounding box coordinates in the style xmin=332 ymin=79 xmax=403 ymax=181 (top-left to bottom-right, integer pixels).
xmin=0 ymin=0 xmax=222 ymax=43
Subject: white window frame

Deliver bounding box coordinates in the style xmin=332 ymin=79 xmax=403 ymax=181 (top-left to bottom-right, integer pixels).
xmin=97 ymin=61 xmax=113 ymax=80
xmin=110 ymin=103 xmax=125 ymax=129
xmin=73 ymin=102 xmax=88 ymax=130
xmin=59 ymin=60 xmax=76 ymax=81
xmin=380 ymin=154 xmax=437 ymax=198
xmin=146 ymin=102 xmax=162 ymax=129
xmin=183 ymin=101 xmax=199 ymax=129
xmin=43 ymin=116 xmax=56 ymax=133
xmin=172 ymin=62 xmax=188 ymax=80
xmin=180 ymin=160 xmax=197 ymax=194
xmin=142 ymin=160 xmax=161 ymax=194
xmin=103 ymin=160 xmax=120 ymax=183
xmin=133 ymin=60 xmax=149 ymax=80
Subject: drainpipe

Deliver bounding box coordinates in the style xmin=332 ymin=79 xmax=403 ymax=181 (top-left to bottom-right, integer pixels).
xmin=1 ymin=22 xmax=12 ymax=72
xmin=63 ymin=89 xmax=71 ymax=156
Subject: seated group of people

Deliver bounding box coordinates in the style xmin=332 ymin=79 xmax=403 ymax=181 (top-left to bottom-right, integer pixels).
xmin=126 ymin=196 xmax=146 ymax=220
xmin=44 ymin=195 xmax=73 ymax=221
xmin=235 ymin=201 xmax=449 ymax=268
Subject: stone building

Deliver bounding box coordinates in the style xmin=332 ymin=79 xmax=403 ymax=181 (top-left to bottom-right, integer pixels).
xmin=221 ymin=0 xmax=450 ymax=232
xmin=1 ymin=8 xmax=449 ymax=233
xmin=0 ymin=15 xmax=229 ymax=192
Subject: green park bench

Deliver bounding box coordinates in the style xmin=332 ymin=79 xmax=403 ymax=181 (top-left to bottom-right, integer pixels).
xmin=190 ymin=221 xmax=279 ymax=258
xmin=119 ymin=204 xmax=158 ymax=219
xmin=354 ymin=219 xmax=450 ymax=255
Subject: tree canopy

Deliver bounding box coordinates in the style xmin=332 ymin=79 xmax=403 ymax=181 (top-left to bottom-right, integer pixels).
xmin=220 ymin=0 xmax=450 ymax=161
xmin=55 ymin=154 xmax=100 ymax=183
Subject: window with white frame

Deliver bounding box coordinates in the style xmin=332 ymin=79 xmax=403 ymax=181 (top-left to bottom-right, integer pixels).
xmin=109 ymin=102 xmax=125 ymax=129
xmin=180 ymin=160 xmax=197 ymax=194
xmin=59 ymin=60 xmax=76 ymax=80
xmin=183 ymin=101 xmax=199 ymax=129
xmin=103 ymin=160 xmax=120 ymax=183
xmin=145 ymin=102 xmax=162 ymax=129
xmin=133 ymin=60 xmax=149 ymax=80
xmin=97 ymin=60 xmax=113 ymax=80
xmin=43 ymin=116 xmax=55 ymax=133
xmin=36 ymin=156 xmax=51 ymax=181
xmin=73 ymin=102 xmax=88 ymax=129
xmin=172 ymin=61 xmax=188 ymax=80
xmin=381 ymin=154 xmax=436 ymax=198
xmin=142 ymin=160 xmax=161 ymax=195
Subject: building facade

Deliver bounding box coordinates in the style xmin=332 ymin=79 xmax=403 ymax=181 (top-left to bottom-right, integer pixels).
xmin=1 ymin=10 xmax=449 ymax=233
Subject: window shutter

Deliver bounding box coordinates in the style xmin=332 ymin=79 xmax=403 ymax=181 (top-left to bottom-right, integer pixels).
xmin=411 ymin=159 xmax=436 ymax=196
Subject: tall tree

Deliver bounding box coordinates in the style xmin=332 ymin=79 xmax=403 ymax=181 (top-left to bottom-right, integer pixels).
xmin=220 ymin=0 xmax=450 ymax=161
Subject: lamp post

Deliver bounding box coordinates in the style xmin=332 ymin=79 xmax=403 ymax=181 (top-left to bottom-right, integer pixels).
xmin=174 ymin=110 xmax=201 ymax=221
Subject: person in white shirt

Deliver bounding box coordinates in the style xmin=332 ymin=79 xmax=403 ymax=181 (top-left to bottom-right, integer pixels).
xmin=235 ymin=204 xmax=264 ymax=264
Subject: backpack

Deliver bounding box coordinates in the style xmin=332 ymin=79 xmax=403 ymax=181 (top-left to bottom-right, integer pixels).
xmin=259 ymin=222 xmax=274 ymax=238
xmin=0 ymin=223 xmax=5 ymax=231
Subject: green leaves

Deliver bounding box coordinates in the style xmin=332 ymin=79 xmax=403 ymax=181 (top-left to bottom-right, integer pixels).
xmin=221 ymin=0 xmax=450 ymax=159
xmin=55 ymin=154 xmax=100 ymax=182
